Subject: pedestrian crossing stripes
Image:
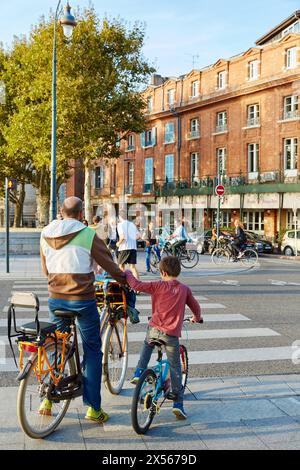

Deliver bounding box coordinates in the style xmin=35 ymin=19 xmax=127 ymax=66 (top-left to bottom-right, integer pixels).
xmin=0 ymin=279 xmax=289 ymax=375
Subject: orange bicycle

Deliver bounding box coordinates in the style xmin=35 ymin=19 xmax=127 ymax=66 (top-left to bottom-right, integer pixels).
xmin=8 ymin=292 xmax=83 ymax=439
xmin=95 ymin=279 xmax=128 ymax=395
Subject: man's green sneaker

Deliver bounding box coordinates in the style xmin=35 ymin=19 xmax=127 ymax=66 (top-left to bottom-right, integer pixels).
xmin=38 ymin=399 xmax=52 ymax=416
xmin=85 ymin=407 xmax=109 ymax=423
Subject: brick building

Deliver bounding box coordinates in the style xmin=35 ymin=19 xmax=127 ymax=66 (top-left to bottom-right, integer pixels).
xmin=67 ymin=11 xmax=300 ymax=240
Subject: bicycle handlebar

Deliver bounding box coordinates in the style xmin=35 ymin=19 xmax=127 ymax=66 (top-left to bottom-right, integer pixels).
xmin=184 ymin=317 xmax=204 ymax=324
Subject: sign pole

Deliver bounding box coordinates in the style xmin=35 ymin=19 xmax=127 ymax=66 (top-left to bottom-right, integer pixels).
xmin=5 ymin=177 xmax=9 ymax=274
xmin=293 ymin=203 xmax=298 ymax=257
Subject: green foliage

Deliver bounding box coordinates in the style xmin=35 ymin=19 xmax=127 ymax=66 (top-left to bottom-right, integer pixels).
xmin=0 ymin=6 xmax=154 ymax=219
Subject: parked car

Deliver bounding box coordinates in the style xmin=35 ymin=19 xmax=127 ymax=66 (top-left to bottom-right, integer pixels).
xmin=245 ymin=231 xmax=274 ymax=254
xmin=281 ymin=230 xmax=300 ymax=256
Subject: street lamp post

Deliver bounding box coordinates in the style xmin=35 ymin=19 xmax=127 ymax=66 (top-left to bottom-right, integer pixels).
xmin=50 ymin=2 xmax=76 ymax=222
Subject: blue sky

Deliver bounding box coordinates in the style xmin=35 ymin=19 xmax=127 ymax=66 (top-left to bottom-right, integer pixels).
xmin=1 ymin=0 xmax=300 ymax=77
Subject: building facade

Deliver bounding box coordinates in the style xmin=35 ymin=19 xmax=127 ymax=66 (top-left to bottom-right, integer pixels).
xmin=67 ymin=12 xmax=300 ymax=240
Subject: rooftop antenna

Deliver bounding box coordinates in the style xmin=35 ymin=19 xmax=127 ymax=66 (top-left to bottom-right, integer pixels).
xmin=185 ymin=53 xmax=200 ymax=69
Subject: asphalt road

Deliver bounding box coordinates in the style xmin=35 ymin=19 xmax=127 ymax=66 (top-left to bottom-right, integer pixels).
xmin=0 ymin=255 xmax=299 ymax=387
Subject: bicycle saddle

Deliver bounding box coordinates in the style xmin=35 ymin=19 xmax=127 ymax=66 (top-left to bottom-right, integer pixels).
xmin=54 ymin=310 xmax=79 ymax=320
xmin=148 ymin=338 xmax=166 ymax=348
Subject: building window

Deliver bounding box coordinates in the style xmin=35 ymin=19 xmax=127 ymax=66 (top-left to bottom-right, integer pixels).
xmin=164 ymin=122 xmax=175 ymax=143
xmin=126 ymin=162 xmax=134 ymax=194
xmin=286 ymin=47 xmax=297 ymax=69
xmin=111 ymin=164 xmax=117 ymax=193
xmin=141 ymin=128 xmax=156 ymax=148
xmin=247 ymin=104 xmax=260 ymax=127
xmin=287 ymin=210 xmax=300 ymax=229
xmin=165 ymin=154 xmax=174 ymax=182
xmin=216 ymin=111 xmax=227 ymax=133
xmin=213 ymin=210 xmax=231 ymax=228
xmin=167 ymin=89 xmax=175 ymax=106
xmin=283 ymin=21 xmax=300 ymax=37
xmin=248 ymin=143 xmax=259 ymax=174
xmin=189 ymin=118 xmax=200 ymax=139
xmin=144 ymin=158 xmax=153 ymax=192
xmin=95 ymin=166 xmax=105 ymax=189
xmin=284 ymin=96 xmax=299 ymax=120
xmin=284 ymin=138 xmax=298 ymax=171
xmin=217 ymin=71 xmax=226 ymax=89
xmin=243 ymin=211 xmax=265 ymax=232
xmin=248 ymin=60 xmax=259 ymax=80
xmin=147 ymin=96 xmax=153 ymax=113
xmin=216 ymin=148 xmax=227 ymax=175
xmin=191 ymin=153 xmax=199 ymax=183
xmin=191 ymin=80 xmax=199 ymax=98
xmin=127 ymin=134 xmax=135 ymax=151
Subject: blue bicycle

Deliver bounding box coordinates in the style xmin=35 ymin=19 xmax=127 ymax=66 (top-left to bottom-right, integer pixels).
xmin=131 ymin=318 xmax=203 ymax=434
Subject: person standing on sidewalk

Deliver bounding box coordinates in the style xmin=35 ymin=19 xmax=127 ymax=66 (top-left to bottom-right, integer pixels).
xmin=40 ymin=197 xmax=126 ymax=423
xmin=117 ymin=210 xmax=141 ymax=279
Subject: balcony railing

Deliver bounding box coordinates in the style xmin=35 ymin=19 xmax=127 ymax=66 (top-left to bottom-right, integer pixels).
xmin=283 ymin=110 xmax=299 ymax=121
xmin=215 ymin=124 xmax=228 ymax=133
xmin=246 ymin=117 xmax=260 ymax=127
xmin=187 ymin=130 xmax=200 ymax=139
xmin=125 ymin=185 xmax=134 ymax=195
xmin=155 ymin=171 xmax=300 ymax=196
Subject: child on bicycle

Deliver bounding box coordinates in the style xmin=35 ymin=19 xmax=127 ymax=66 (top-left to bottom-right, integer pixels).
xmin=125 ymin=256 xmax=202 ymax=420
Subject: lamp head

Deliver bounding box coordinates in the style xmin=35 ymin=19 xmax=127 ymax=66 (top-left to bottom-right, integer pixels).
xmin=60 ymin=3 xmax=77 ymax=39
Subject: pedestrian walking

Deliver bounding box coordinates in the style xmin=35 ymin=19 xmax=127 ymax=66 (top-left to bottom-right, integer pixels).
xmin=145 ymin=220 xmax=161 ymax=272
xmin=117 ymin=210 xmax=141 ymax=279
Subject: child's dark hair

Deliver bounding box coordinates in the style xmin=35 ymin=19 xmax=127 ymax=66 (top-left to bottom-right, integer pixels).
xmin=159 ymin=256 xmax=181 ymax=277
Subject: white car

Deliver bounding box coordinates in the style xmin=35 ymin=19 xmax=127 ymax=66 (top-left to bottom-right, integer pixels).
xmin=281 ymin=230 xmax=300 ymax=256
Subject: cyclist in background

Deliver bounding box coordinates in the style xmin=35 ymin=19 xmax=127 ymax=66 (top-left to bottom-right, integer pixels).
xmin=169 ymin=220 xmax=189 ymax=256
xmin=145 ymin=220 xmax=161 ymax=272
xmin=231 ymin=219 xmax=247 ymax=258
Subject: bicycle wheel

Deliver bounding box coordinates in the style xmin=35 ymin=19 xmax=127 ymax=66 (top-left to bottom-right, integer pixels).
xmin=180 ymin=250 xmax=199 ymax=269
xmin=17 ymin=341 xmax=76 ymax=439
xmin=103 ymin=320 xmax=128 ymax=395
xmin=180 ymin=344 xmax=189 ymax=391
xmin=150 ymin=252 xmax=159 ymax=274
xmin=241 ymin=249 xmax=258 ymax=267
xmin=131 ymin=369 xmax=158 ymax=434
xmin=211 ymin=248 xmax=230 ymax=265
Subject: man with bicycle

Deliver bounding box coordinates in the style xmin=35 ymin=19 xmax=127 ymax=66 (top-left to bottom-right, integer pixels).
xmin=40 ymin=197 xmax=126 ymax=423
xmin=145 ymin=220 xmax=161 ymax=272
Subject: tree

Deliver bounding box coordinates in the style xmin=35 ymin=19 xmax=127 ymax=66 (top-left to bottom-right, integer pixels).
xmin=1 ymin=7 xmax=154 ymax=225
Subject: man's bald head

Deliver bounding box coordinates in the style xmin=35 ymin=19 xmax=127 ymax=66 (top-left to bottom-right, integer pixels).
xmin=61 ymin=197 xmax=83 ymax=220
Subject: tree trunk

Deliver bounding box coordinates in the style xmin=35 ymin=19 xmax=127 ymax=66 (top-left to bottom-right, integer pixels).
xmin=84 ymin=160 xmax=92 ymax=224
xmin=36 ymin=192 xmax=50 ymax=227
xmin=13 ymin=182 xmax=26 ymax=228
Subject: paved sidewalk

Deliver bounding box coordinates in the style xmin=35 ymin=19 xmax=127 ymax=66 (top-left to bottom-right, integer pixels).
xmin=2 ymin=374 xmax=300 ymax=450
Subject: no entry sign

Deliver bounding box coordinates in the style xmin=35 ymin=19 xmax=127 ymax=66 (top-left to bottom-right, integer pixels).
xmin=215 ymin=185 xmax=225 ymax=197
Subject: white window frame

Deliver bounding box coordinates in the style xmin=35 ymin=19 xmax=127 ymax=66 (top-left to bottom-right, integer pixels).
xmin=191 ymin=80 xmax=199 ymax=98
xmin=243 ymin=211 xmax=265 ymax=233
xmin=217 ymin=148 xmax=227 ymax=175
xmin=217 ymin=71 xmax=226 ymax=90
xmin=189 ymin=118 xmax=200 ymax=138
xmin=128 ymin=162 xmax=134 ymax=186
xmin=167 ymin=89 xmax=175 ymax=106
xmin=284 ymin=138 xmax=298 ymax=175
xmin=213 ymin=210 xmax=231 ymax=228
xmin=191 ymin=152 xmax=199 ymax=182
xmin=127 ymin=134 xmax=135 ymax=151
xmin=249 ymin=60 xmax=259 ymax=80
xmin=147 ymin=96 xmax=153 ymax=113
xmin=287 ymin=210 xmax=300 ymax=230
xmin=216 ymin=111 xmax=227 ymax=133
xmin=95 ymin=166 xmax=105 ymax=190
xmin=286 ymin=47 xmax=297 ymax=69
xmin=284 ymin=96 xmax=299 ymax=120
xmin=165 ymin=154 xmax=174 ymax=182
xmin=247 ymin=104 xmax=260 ymax=127
xmin=164 ymin=122 xmax=175 ymax=144
xmin=144 ymin=158 xmax=153 ymax=188
xmin=248 ymin=143 xmax=259 ymax=177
